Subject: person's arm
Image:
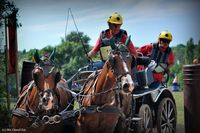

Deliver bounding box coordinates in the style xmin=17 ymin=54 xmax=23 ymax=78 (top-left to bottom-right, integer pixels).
xmin=168 ymin=51 xmax=175 ymax=67
xmin=88 ymin=50 xmax=96 ymax=58
xmin=87 ymin=37 xmax=101 ymax=58
xmin=136 ymin=44 xmax=153 ymax=56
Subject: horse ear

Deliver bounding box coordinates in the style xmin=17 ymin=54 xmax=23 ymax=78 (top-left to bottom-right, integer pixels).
xmin=109 ymin=37 xmax=117 ymax=50
xmin=49 ymin=48 xmax=56 ymax=61
xmin=34 ymin=49 xmax=41 ymax=63
xmin=125 ymin=35 xmax=131 ymax=47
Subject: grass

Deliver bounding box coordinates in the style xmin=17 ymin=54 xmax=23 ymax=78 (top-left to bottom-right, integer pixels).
xmin=173 ymin=91 xmax=185 ymax=133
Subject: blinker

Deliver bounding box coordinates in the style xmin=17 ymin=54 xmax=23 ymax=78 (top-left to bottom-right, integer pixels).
xmin=42 ymin=65 xmax=55 ymax=77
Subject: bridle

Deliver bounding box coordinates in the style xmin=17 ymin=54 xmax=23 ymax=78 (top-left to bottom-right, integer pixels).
xmin=108 ymin=50 xmax=133 ymax=91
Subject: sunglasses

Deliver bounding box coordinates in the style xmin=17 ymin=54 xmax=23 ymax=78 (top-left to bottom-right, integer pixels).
xmin=160 ymin=39 xmax=170 ymax=44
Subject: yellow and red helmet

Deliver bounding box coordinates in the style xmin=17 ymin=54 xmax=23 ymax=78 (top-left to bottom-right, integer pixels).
xmin=107 ymin=12 xmax=123 ymax=25
xmin=158 ymin=31 xmax=173 ymax=41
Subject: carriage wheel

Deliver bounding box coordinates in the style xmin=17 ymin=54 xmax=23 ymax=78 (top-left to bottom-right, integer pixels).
xmin=136 ymin=104 xmax=153 ymax=133
xmin=156 ymin=97 xmax=177 ymax=133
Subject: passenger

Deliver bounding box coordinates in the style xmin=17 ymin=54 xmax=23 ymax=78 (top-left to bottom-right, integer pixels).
xmin=87 ymin=12 xmax=137 ymax=70
xmin=136 ymin=31 xmax=175 ymax=88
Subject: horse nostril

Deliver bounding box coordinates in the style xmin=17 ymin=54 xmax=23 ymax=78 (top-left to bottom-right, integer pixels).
xmin=43 ymin=97 xmax=47 ymax=103
xmin=122 ymin=83 xmax=129 ymax=92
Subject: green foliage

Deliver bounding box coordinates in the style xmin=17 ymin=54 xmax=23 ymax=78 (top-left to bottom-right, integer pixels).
xmin=172 ymin=44 xmax=186 ymax=64
xmin=168 ymin=38 xmax=200 ymax=90
xmin=185 ymin=38 xmax=195 ymax=64
xmin=0 ymin=54 xmax=6 ymax=90
xmin=56 ymin=41 xmax=89 ymax=79
xmin=64 ymin=31 xmax=90 ymax=44
xmin=0 ymin=103 xmax=10 ymax=127
xmin=0 ymin=0 xmax=20 ymax=27
xmin=18 ymin=32 xmax=91 ymax=80
xmin=194 ymin=41 xmax=200 ymax=60
xmin=0 ymin=53 xmax=11 ymax=127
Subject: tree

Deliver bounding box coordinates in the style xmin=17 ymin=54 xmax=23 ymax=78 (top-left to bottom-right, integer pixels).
xmin=0 ymin=0 xmax=19 ymax=27
xmin=18 ymin=31 xmax=91 ymax=80
xmin=0 ymin=1 xmax=19 ymax=126
xmin=56 ymin=41 xmax=89 ymax=79
xmin=172 ymin=44 xmax=186 ymax=65
xmin=65 ymin=31 xmax=90 ymax=44
xmin=194 ymin=40 xmax=200 ymax=60
xmin=185 ymin=38 xmax=195 ymax=64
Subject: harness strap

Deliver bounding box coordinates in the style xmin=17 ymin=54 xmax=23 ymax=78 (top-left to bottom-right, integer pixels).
xmin=14 ymin=81 xmax=34 ymax=109
xmin=12 ymin=108 xmax=30 ymax=117
xmin=80 ymin=105 xmax=125 ymax=118
xmin=56 ymin=82 xmax=77 ymax=97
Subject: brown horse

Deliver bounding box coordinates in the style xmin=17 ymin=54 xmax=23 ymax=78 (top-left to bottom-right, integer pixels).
xmin=12 ymin=50 xmax=73 ymax=133
xmin=76 ymin=45 xmax=135 ymax=133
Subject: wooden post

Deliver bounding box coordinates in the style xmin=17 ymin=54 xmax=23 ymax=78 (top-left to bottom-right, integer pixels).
xmin=5 ymin=17 xmax=10 ymax=111
xmin=15 ymin=23 xmax=19 ymax=95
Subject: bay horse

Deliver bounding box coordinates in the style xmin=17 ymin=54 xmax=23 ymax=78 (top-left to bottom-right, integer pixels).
xmin=76 ymin=44 xmax=135 ymax=133
xmin=12 ymin=49 xmax=73 ymax=133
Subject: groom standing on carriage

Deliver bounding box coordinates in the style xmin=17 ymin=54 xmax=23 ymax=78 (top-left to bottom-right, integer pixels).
xmin=87 ymin=12 xmax=138 ymax=70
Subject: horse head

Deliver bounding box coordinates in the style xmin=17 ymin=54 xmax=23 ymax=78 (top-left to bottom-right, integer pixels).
xmin=12 ymin=49 xmax=73 ymax=132
xmin=106 ymin=42 xmax=134 ymax=93
xmin=32 ymin=49 xmax=61 ymax=112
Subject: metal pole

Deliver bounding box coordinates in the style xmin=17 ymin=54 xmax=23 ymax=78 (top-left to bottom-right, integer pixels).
xmin=4 ymin=17 xmax=10 ymax=111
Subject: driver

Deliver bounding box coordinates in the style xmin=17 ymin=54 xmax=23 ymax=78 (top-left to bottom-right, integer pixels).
xmin=136 ymin=31 xmax=175 ymax=88
xmin=87 ymin=12 xmax=137 ymax=70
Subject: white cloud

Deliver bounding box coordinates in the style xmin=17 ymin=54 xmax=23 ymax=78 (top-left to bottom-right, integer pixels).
xmin=23 ymin=20 xmax=65 ymax=32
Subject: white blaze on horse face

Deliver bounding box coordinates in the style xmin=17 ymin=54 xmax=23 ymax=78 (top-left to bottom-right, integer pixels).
xmin=47 ymin=93 xmax=54 ymax=110
xmin=126 ymin=74 xmax=134 ymax=92
xmin=43 ymin=92 xmax=54 ymax=110
xmin=122 ymin=60 xmax=129 ymax=73
xmin=126 ymin=74 xmax=133 ymax=84
xmin=121 ymin=55 xmax=134 ymax=92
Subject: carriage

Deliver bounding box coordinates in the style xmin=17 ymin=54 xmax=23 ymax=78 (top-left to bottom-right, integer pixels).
xmin=13 ymin=44 xmax=176 ymax=133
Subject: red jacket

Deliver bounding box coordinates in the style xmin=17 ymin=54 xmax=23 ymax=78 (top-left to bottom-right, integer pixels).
xmin=136 ymin=43 xmax=174 ymax=82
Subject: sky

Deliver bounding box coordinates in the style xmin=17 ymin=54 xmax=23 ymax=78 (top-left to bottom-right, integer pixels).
xmin=12 ymin=0 xmax=200 ymax=51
